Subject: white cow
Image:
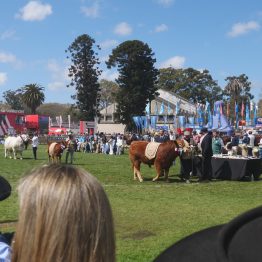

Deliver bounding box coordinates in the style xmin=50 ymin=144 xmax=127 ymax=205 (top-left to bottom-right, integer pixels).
xmin=4 ymin=134 xmax=29 ymax=160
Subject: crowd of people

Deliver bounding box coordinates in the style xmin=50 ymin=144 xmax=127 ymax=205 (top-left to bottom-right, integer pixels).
xmin=1 ymin=127 xmax=262 ymax=261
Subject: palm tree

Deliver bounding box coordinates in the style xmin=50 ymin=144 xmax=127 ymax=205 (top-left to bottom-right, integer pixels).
xmin=21 ymin=84 xmax=45 ymax=114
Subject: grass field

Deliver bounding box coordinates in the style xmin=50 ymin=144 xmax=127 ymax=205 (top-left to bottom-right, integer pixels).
xmin=1 ymin=144 xmax=262 ymax=261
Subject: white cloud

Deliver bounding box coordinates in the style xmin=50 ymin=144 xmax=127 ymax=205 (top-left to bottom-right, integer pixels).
xmin=160 ymin=56 xmax=186 ymax=68
xmin=0 ymin=30 xmax=16 ymax=40
xmin=0 ymin=51 xmax=23 ymax=69
xmin=156 ymin=0 xmax=175 ymax=7
xmin=99 ymin=70 xmax=119 ymax=81
xmin=228 ymin=21 xmax=260 ymax=37
xmin=99 ymin=39 xmax=118 ymax=49
xmin=0 ymin=72 xmax=7 ymax=85
xmin=81 ymin=1 xmax=100 ymax=18
xmin=155 ymin=24 xmax=168 ymax=33
xmin=16 ymin=1 xmax=52 ymax=21
xmin=0 ymin=52 xmax=16 ymax=63
xmin=114 ymin=22 xmax=132 ymax=36
xmin=47 ymin=60 xmax=69 ymax=91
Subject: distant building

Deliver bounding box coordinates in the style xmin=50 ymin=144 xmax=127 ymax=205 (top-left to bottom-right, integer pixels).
xmin=97 ymin=89 xmax=196 ymax=134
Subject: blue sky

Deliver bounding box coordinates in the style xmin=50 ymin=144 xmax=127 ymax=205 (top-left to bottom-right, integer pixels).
xmin=0 ymin=0 xmax=262 ymax=104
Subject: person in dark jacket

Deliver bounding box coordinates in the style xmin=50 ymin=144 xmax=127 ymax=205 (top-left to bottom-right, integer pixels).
xmin=199 ymin=128 xmax=213 ymax=182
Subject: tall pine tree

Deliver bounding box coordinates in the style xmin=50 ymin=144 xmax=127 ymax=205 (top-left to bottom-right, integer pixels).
xmin=66 ymin=34 xmax=101 ymax=120
xmin=106 ymin=40 xmax=159 ymax=130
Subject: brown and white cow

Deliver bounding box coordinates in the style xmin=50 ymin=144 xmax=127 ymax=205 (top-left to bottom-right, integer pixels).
xmin=47 ymin=141 xmax=67 ymax=163
xmin=129 ymin=140 xmax=181 ymax=182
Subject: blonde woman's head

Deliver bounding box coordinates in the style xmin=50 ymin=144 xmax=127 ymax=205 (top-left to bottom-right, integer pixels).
xmin=12 ymin=164 xmax=115 ymax=262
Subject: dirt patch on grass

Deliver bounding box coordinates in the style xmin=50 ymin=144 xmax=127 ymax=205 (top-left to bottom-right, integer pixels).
xmin=123 ymin=230 xmax=156 ymax=240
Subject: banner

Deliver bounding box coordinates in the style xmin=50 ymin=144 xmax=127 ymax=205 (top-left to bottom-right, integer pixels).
xmin=197 ymin=106 xmax=204 ymax=127
xmin=241 ymin=101 xmax=244 ymax=118
xmin=132 ymin=116 xmax=139 ymax=128
xmin=159 ymin=102 xmax=165 ymax=114
xmin=150 ymin=116 xmax=157 ymax=129
xmin=145 ymin=103 xmax=150 ymax=116
xmin=141 ymin=116 xmax=148 ymax=129
xmin=245 ymin=103 xmax=250 ymax=124
xmin=188 ymin=116 xmax=195 ymax=125
xmin=250 ymin=101 xmax=254 ymax=112
xmin=235 ymin=101 xmax=239 ymax=115
xmin=178 ymin=115 xmax=186 ymax=128
xmin=254 ymin=104 xmax=257 ymax=125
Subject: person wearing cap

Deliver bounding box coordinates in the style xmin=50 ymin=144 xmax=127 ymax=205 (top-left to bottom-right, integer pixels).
xmin=0 ymin=176 xmax=12 ymax=262
xmin=199 ymin=127 xmax=213 ymax=182
xmin=154 ymin=205 xmax=262 ymax=262
xmin=31 ymin=133 xmax=39 ymax=160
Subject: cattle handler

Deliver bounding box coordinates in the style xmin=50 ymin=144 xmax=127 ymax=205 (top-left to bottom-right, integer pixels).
xmin=65 ymin=134 xmax=76 ymax=164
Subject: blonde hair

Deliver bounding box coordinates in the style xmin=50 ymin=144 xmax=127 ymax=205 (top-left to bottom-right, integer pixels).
xmin=12 ymin=164 xmax=115 ymax=262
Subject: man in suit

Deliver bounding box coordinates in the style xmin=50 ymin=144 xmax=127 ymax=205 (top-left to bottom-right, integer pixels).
xmin=199 ymin=127 xmax=213 ymax=182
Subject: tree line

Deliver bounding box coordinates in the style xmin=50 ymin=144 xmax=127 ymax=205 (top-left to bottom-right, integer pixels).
xmin=0 ymin=33 xmax=261 ymax=129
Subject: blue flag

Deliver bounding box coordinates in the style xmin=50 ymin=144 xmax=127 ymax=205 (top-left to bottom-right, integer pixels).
xmin=178 ymin=116 xmax=186 ymax=128
xmin=159 ymin=102 xmax=165 ymax=114
xmin=145 ymin=103 xmax=150 ymax=116
xmin=246 ymin=103 xmax=250 ymax=124
xmin=253 ymin=104 xmax=257 ymax=125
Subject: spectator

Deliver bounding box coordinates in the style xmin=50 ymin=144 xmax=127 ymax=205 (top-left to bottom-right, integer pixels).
xmin=169 ymin=130 xmax=176 ymax=141
xmin=192 ymin=130 xmax=200 ymax=146
xmin=31 ymin=132 xmax=39 ymax=160
xmin=242 ymin=133 xmax=250 ymax=144
xmin=248 ymin=130 xmax=255 ymax=156
xmin=0 ymin=175 xmax=12 ymax=262
xmin=12 ymin=164 xmax=115 ymax=262
xmin=212 ymin=131 xmax=224 ymax=154
xmin=155 ymin=129 xmax=169 ymax=143
xmin=116 ymin=135 xmax=124 ymax=155
xmin=199 ymin=127 xmax=213 ymax=182
xmin=231 ymin=133 xmax=239 ymax=147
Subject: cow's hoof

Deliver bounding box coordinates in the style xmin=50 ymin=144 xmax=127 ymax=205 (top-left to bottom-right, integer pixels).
xmin=139 ymin=179 xmax=143 ymax=182
xmin=152 ymin=178 xmax=159 ymax=182
xmin=20 ymin=158 xmax=23 ymax=160
xmin=9 ymin=156 xmax=12 ymax=159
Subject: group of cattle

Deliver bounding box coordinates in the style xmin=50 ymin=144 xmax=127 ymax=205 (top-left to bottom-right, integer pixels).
xmin=3 ymin=133 xmax=261 ymax=183
xmin=4 ymin=135 xmax=68 ymax=163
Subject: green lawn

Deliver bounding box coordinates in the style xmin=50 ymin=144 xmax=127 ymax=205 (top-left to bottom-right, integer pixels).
xmin=1 ymin=144 xmax=262 ymax=261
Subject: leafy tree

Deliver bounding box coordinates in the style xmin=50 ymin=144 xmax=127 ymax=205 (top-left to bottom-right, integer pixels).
xmin=99 ymin=79 xmax=119 ymax=110
xmin=224 ymin=74 xmax=253 ymax=102
xmin=106 ymin=40 xmax=159 ymax=129
xmin=66 ymin=34 xmax=101 ymax=121
xmin=0 ymin=102 xmax=12 ymax=111
xmin=223 ymin=74 xmax=254 ymax=120
xmin=157 ymin=67 xmax=222 ymax=105
xmin=20 ymin=84 xmax=45 ymax=114
xmin=2 ymin=89 xmax=24 ymax=110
